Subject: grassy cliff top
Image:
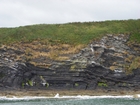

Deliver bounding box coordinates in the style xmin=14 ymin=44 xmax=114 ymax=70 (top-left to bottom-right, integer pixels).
xmin=0 ymin=19 xmax=140 ymax=45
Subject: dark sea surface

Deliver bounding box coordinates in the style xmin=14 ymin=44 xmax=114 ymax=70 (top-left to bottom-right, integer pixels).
xmin=0 ymin=96 xmax=140 ymax=105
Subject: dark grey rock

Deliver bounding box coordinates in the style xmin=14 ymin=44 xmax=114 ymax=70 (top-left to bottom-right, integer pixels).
xmin=0 ymin=34 xmax=140 ymax=90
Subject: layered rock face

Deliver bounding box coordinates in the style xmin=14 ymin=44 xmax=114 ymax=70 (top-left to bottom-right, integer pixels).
xmin=0 ymin=34 xmax=140 ymax=90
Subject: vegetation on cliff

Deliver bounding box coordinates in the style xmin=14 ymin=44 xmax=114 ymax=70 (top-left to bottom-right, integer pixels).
xmin=0 ymin=19 xmax=140 ymax=45
xmin=0 ymin=19 xmax=140 ymax=69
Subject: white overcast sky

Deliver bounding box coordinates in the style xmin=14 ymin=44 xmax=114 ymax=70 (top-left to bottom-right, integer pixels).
xmin=0 ymin=0 xmax=140 ymax=27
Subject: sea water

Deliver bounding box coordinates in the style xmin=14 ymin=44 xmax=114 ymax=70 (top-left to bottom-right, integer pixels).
xmin=0 ymin=95 xmax=140 ymax=105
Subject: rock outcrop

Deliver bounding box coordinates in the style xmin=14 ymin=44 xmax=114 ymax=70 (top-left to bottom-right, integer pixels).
xmin=0 ymin=34 xmax=140 ymax=90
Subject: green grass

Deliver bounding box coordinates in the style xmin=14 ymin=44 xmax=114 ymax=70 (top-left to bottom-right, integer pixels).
xmin=98 ymin=82 xmax=108 ymax=87
xmin=129 ymin=32 xmax=140 ymax=43
xmin=0 ymin=19 xmax=140 ymax=45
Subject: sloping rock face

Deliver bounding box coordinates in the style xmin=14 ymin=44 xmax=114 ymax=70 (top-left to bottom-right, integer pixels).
xmin=0 ymin=34 xmax=140 ymax=90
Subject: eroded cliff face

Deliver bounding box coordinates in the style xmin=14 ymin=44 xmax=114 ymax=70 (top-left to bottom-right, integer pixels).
xmin=0 ymin=34 xmax=140 ymax=90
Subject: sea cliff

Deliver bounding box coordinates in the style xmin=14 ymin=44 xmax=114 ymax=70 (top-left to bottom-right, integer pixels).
xmin=0 ymin=34 xmax=140 ymax=91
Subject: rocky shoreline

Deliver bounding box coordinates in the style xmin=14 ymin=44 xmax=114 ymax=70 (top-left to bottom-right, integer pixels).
xmin=1 ymin=90 xmax=140 ymax=97
xmin=0 ymin=34 xmax=140 ymax=92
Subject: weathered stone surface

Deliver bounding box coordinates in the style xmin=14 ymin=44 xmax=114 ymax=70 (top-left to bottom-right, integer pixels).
xmin=0 ymin=34 xmax=140 ymax=90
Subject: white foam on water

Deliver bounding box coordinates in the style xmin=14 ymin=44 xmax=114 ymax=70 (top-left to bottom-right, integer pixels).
xmin=0 ymin=96 xmax=47 ymax=101
xmin=60 ymin=95 xmax=134 ymax=99
xmin=0 ymin=94 xmax=140 ymax=101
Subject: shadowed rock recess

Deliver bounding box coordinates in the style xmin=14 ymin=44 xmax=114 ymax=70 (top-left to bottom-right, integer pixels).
xmin=0 ymin=34 xmax=140 ymax=90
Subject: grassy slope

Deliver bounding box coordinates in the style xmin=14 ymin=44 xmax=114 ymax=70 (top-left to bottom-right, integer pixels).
xmin=0 ymin=19 xmax=140 ymax=45
xmin=0 ymin=19 xmax=140 ymax=71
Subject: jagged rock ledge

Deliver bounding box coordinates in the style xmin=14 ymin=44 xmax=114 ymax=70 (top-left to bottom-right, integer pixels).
xmin=0 ymin=34 xmax=140 ymax=91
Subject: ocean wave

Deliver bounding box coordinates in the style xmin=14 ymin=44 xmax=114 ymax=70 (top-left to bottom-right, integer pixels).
xmin=0 ymin=94 xmax=140 ymax=101
xmin=0 ymin=96 xmax=47 ymax=101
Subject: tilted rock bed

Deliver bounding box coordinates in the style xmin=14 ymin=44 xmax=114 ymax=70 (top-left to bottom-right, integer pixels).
xmin=0 ymin=34 xmax=140 ymax=90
